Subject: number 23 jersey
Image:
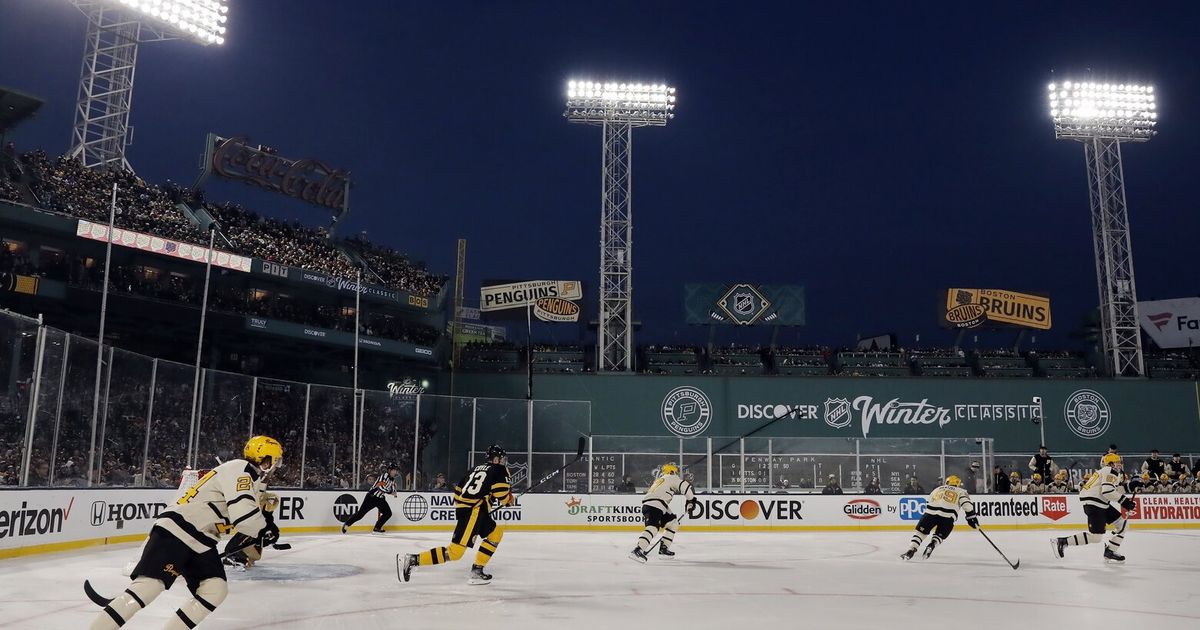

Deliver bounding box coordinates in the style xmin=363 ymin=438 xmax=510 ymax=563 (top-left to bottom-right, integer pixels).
xmin=454 ymin=463 xmax=513 ymax=509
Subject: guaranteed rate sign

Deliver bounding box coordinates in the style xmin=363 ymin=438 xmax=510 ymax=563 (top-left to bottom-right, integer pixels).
xmin=480 ymin=280 xmax=583 ymax=322
xmin=208 ymin=135 xmax=351 ymax=215
xmin=940 ymin=288 xmax=1051 ymax=330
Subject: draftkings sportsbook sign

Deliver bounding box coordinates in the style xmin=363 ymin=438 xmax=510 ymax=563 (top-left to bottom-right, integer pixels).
xmin=940 ymin=288 xmax=1051 ymax=330
xmin=480 ymin=280 xmax=583 ymax=322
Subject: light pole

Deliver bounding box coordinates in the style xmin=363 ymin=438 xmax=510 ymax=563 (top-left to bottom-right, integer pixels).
xmin=565 ymin=80 xmax=676 ymax=372
xmin=68 ymin=0 xmax=228 ymax=171
xmin=1048 ymin=80 xmax=1157 ymax=377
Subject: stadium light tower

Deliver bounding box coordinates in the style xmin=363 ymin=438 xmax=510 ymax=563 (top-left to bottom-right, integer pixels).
xmin=68 ymin=0 xmax=228 ymax=172
xmin=565 ymin=80 xmax=676 ymax=372
xmin=1048 ymin=80 xmax=1158 ymax=377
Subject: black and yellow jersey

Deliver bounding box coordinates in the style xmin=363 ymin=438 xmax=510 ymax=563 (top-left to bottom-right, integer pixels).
xmin=453 ymin=462 xmax=512 ymax=508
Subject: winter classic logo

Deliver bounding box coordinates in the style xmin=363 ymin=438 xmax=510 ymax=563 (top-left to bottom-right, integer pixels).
xmin=1063 ymin=389 xmax=1111 ymax=439
xmin=843 ymin=498 xmax=881 ymax=520
xmin=661 ymin=386 xmax=713 ymax=437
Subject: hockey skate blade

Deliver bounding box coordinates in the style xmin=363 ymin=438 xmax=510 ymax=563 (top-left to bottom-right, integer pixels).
xmin=468 ymin=577 xmax=493 ymax=586
xmin=628 ymin=551 xmax=647 ymax=564
xmin=1050 ymin=539 xmax=1065 ymax=560
xmin=395 ymin=554 xmax=414 ymax=583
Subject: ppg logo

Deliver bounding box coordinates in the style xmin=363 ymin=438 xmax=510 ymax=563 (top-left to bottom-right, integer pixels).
xmin=898 ymin=497 xmax=927 ymax=521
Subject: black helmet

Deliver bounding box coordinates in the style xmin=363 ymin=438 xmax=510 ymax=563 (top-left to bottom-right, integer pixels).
xmin=486 ymin=445 xmax=507 ymax=461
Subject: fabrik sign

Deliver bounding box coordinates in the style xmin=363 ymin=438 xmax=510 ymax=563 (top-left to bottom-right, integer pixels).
xmin=480 ymin=280 xmax=583 ymax=322
xmin=210 ymin=135 xmax=351 ymax=214
xmin=941 ymin=288 xmax=1051 ymax=330
xmin=1139 ymin=298 xmax=1200 ymax=349
xmin=822 ymin=395 xmax=1041 ymax=438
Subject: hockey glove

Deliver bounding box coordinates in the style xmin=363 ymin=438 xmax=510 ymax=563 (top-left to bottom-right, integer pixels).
xmin=965 ymin=515 xmax=979 ymax=529
xmin=258 ymin=521 xmax=281 ymax=548
xmin=1120 ymin=496 xmax=1137 ymax=511
xmin=686 ymin=498 xmax=699 ymax=512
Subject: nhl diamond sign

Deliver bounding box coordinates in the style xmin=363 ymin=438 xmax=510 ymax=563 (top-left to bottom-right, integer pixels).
xmin=717 ymin=284 xmax=772 ymax=325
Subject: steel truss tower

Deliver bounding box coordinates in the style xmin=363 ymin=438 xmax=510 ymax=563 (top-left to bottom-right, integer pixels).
xmin=68 ymin=1 xmax=227 ymax=172
xmin=1049 ymin=80 xmax=1157 ymax=377
xmin=566 ymin=80 xmax=675 ymax=372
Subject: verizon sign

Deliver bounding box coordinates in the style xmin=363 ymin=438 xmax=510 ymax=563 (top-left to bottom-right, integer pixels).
xmin=1139 ymin=298 xmax=1200 ymax=349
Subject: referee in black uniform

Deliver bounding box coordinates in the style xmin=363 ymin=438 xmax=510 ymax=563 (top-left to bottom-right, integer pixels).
xmin=342 ymin=464 xmax=399 ymax=533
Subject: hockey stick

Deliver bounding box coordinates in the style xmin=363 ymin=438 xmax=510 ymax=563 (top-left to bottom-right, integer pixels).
xmin=488 ymin=436 xmax=585 ymax=515
xmin=976 ymin=527 xmax=1020 ymax=570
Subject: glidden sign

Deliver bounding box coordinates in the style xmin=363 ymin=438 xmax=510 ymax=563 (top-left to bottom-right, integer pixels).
xmin=211 ymin=136 xmax=351 ymax=213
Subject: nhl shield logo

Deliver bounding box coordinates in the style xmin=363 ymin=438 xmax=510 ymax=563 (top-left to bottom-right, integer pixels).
xmin=507 ymin=461 xmax=529 ymax=487
xmin=734 ymin=293 xmax=756 ymax=315
xmin=824 ymin=398 xmax=852 ymax=429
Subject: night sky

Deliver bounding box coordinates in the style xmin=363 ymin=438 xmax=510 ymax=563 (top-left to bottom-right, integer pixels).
xmin=3 ymin=1 xmax=1198 ymax=350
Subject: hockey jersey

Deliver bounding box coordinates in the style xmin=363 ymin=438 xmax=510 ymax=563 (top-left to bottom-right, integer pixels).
xmin=641 ymin=473 xmax=695 ymax=513
xmin=156 ymin=459 xmax=271 ymax=553
xmin=1079 ymin=465 xmax=1127 ymax=509
xmin=924 ymin=484 xmax=976 ymax=521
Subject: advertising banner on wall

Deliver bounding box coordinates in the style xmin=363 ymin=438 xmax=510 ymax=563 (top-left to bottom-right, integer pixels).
xmin=244 ymin=316 xmax=436 ymax=361
xmin=480 ymin=280 xmax=583 ymax=323
xmin=684 ymin=283 xmax=806 ymax=326
xmin=5 ymin=490 xmax=1198 ymax=557
xmin=939 ymin=288 xmax=1051 ymax=330
xmin=1138 ymin=298 xmax=1200 ymax=349
xmin=77 ymin=220 xmax=253 ymax=273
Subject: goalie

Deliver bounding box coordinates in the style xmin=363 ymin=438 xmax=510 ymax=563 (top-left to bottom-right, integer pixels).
xmin=629 ymin=462 xmax=696 ymax=563
xmin=87 ymin=436 xmax=282 ymax=629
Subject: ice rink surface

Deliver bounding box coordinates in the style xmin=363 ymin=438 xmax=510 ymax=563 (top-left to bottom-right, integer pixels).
xmin=3 ymin=529 xmax=1199 ymax=629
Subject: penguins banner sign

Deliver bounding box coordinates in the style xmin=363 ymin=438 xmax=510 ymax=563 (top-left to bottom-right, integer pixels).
xmin=480 ymin=280 xmax=583 ymax=323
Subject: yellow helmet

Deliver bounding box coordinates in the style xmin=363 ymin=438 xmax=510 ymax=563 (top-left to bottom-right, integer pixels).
xmin=1055 ymin=470 xmax=1067 ymax=481
xmin=1010 ymin=471 xmax=1020 ymax=479
xmin=1032 ymin=473 xmax=1042 ymax=482
xmin=1140 ymin=472 xmax=1151 ymax=482
xmin=244 ymin=435 xmax=283 ymax=471
xmin=660 ymin=462 xmax=679 ymax=477
xmin=1160 ymin=473 xmax=1170 ymax=483
xmin=1101 ymin=453 xmax=1122 ymax=468
xmin=945 ymin=475 xmax=962 ymax=487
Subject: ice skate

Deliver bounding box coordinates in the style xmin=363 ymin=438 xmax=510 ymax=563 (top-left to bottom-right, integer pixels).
xmin=1051 ymin=537 xmax=1067 ymax=559
xmin=658 ymin=545 xmax=675 ymax=558
xmin=900 ymin=548 xmax=916 ymax=561
xmin=1103 ymin=547 xmax=1125 ymax=564
xmin=468 ymin=565 xmax=493 ymax=585
xmin=629 ymin=548 xmax=648 ymax=564
xmin=396 ymin=553 xmax=416 ymax=582
xmin=922 ymin=543 xmax=937 ymax=560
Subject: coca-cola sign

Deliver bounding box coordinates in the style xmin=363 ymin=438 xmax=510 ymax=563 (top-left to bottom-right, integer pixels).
xmin=210 ymin=136 xmax=350 ymax=213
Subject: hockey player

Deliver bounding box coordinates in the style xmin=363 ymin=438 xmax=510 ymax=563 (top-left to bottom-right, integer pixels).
xmin=1052 ymin=453 xmax=1136 ymax=564
xmin=89 ymin=436 xmax=282 ymax=629
xmin=223 ymin=491 xmax=280 ymax=570
xmin=397 ymin=445 xmax=511 ymax=585
xmin=1009 ymin=471 xmax=1026 ymax=494
xmin=342 ymin=464 xmax=399 ymax=533
xmin=1048 ymin=470 xmax=1074 ymax=493
xmin=1026 ymin=473 xmax=1047 ymax=494
xmin=630 ymin=462 xmax=697 ymax=563
xmin=1157 ymin=473 xmax=1172 ymax=494
xmin=900 ymin=475 xmax=978 ymax=561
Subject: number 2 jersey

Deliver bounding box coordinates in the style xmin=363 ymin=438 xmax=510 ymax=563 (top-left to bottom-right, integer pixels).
xmin=1079 ymin=465 xmax=1126 ymax=509
xmin=641 ymin=473 xmax=695 ymax=514
xmin=158 ymin=459 xmax=270 ymax=553
xmin=924 ymin=484 xmax=976 ymax=520
xmin=454 ymin=462 xmax=513 ymax=509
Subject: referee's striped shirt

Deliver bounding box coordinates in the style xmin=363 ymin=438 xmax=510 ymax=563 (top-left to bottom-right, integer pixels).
xmin=368 ymin=472 xmax=397 ymax=498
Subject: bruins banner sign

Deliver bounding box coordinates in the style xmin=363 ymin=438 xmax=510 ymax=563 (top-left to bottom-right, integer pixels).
xmin=941 ymin=289 xmax=1051 ymax=330
xmin=480 ymin=280 xmax=583 ymax=323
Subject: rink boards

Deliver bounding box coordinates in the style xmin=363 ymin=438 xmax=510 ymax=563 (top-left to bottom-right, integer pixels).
xmin=3 ymin=489 xmax=1199 ymax=558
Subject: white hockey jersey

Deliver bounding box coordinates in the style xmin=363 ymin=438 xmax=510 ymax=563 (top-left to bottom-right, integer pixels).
xmin=1079 ymin=465 xmax=1125 ymax=509
xmin=155 ymin=459 xmax=270 ymax=553
xmin=641 ymin=473 xmax=695 ymax=514
xmin=924 ymin=484 xmax=975 ymax=521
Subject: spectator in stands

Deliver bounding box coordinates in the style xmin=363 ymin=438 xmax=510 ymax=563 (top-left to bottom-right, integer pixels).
xmin=1142 ymin=450 xmax=1166 ymax=478
xmin=775 ymin=477 xmax=792 ymax=494
xmin=1028 ymin=445 xmax=1054 ymax=480
xmin=903 ymin=476 xmax=924 ymax=495
xmin=821 ymin=474 xmax=843 ymax=495
xmin=428 ymin=472 xmax=448 ymax=492
xmin=616 ymin=475 xmax=636 ymax=493
xmin=1167 ymin=454 xmax=1191 ymax=481
xmin=993 ymin=466 xmax=1011 ymax=494
xmin=862 ymin=477 xmax=881 ymax=494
